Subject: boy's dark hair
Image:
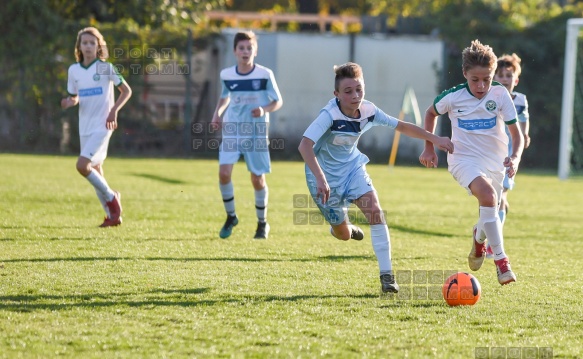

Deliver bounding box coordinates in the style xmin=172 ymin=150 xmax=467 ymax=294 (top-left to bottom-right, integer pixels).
xmin=333 ymin=62 xmax=363 ymax=91
xmin=462 ymin=39 xmax=497 ymax=73
xmin=233 ymin=31 xmax=257 ymax=50
xmin=496 ymin=53 xmax=522 ymax=77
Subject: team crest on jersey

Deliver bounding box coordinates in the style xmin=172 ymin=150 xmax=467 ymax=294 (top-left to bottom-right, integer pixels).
xmin=252 ymin=80 xmax=261 ymax=90
xmin=485 ymin=100 xmax=497 ymax=112
xmin=93 ymin=74 xmax=101 ymax=81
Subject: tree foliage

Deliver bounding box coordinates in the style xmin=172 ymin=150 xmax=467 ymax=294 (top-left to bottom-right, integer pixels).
xmin=2 ymin=0 xmax=583 ymax=167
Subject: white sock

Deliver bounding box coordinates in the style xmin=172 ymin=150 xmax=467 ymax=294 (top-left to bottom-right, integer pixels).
xmin=219 ymin=182 xmax=236 ymax=216
xmin=95 ymin=188 xmax=111 ymax=217
xmin=370 ymin=224 xmax=392 ymax=274
xmin=479 ymin=206 xmax=507 ymax=260
xmin=86 ymin=170 xmax=114 ymax=201
xmin=255 ymin=186 xmax=268 ymax=223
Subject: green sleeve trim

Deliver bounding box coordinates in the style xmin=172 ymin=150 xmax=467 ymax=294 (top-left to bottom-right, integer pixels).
xmin=505 ymin=118 xmax=517 ymax=125
xmin=434 ymin=82 xmax=468 ymax=115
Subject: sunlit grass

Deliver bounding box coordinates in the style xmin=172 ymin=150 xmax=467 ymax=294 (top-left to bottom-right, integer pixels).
xmin=1 ymin=154 xmax=582 ymax=358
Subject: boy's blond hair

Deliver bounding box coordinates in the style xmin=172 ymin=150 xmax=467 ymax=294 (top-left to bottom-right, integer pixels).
xmin=333 ymin=62 xmax=364 ymax=91
xmin=75 ymin=27 xmax=108 ymax=63
xmin=462 ymin=39 xmax=497 ymax=73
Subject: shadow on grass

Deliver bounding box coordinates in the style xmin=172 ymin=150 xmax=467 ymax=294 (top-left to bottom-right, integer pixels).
xmin=378 ymin=300 xmax=446 ymax=309
xmin=0 ymin=255 xmax=371 ymax=263
xmin=132 ymin=173 xmax=187 ymax=185
xmin=390 ymin=224 xmax=455 ymax=238
xmin=0 ymin=289 xmax=447 ymax=312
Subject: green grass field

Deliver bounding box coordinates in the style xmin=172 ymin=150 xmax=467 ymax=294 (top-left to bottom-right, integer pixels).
xmin=1 ymin=154 xmax=582 ymax=358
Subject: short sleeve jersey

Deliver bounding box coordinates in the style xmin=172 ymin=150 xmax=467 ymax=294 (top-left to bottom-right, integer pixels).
xmin=219 ymin=64 xmax=282 ymax=139
xmin=67 ymin=59 xmax=124 ymax=136
xmin=505 ymin=91 xmax=529 ymax=154
xmin=303 ymin=98 xmax=398 ymax=188
xmin=433 ymin=82 xmax=518 ymax=172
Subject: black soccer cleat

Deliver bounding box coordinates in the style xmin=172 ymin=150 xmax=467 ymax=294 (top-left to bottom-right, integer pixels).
xmin=219 ymin=214 xmax=239 ymax=239
xmin=254 ymin=221 xmax=270 ymax=240
xmin=380 ymin=273 xmax=399 ymax=293
xmin=350 ymin=226 xmax=364 ymax=240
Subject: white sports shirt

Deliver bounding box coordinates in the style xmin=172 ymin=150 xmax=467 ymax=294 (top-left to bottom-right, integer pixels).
xmin=219 ymin=64 xmax=281 ymax=139
xmin=67 ymin=59 xmax=124 ymax=136
xmin=434 ymin=82 xmax=518 ymax=172
xmin=303 ymin=98 xmax=398 ymax=188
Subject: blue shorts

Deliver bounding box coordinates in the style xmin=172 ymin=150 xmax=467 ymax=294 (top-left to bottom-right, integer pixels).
xmin=503 ymin=172 xmax=515 ymax=191
xmin=218 ymin=137 xmax=271 ymax=175
xmin=306 ymin=165 xmax=375 ymax=225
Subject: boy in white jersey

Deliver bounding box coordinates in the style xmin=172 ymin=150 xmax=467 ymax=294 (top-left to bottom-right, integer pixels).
xmin=211 ymin=31 xmax=283 ymax=240
xmin=298 ymin=62 xmax=453 ymax=294
xmin=61 ymin=27 xmax=132 ymax=227
xmin=420 ymin=40 xmax=524 ymax=285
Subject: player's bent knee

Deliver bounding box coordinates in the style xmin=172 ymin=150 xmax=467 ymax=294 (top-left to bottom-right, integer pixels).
xmin=76 ymin=160 xmax=91 ymax=176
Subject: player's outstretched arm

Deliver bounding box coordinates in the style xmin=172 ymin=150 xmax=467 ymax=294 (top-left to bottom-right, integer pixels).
xmin=396 ymin=121 xmax=453 ymax=152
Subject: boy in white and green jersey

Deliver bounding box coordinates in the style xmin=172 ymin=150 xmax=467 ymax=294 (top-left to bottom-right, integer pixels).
xmin=420 ymin=40 xmax=524 ymax=286
xmin=61 ymin=27 xmax=132 ymax=228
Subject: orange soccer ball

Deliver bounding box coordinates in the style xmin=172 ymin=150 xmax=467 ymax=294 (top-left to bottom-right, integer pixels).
xmin=442 ymin=272 xmax=481 ymax=306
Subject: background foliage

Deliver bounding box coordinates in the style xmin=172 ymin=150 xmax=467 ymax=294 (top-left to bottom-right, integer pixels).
xmin=2 ymin=0 xmax=583 ymax=168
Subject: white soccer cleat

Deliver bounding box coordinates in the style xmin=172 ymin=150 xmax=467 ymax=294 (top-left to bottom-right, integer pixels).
xmin=495 ymin=257 xmax=516 ymax=285
xmin=468 ymin=225 xmax=487 ymax=271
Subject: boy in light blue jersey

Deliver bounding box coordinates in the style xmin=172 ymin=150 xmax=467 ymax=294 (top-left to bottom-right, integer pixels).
xmin=420 ymin=40 xmax=524 ymax=285
xmin=485 ymin=53 xmax=531 ymax=258
xmin=494 ymin=53 xmax=531 ymax=225
xmin=211 ymin=31 xmax=283 ymax=240
xmin=298 ymin=62 xmax=454 ymax=294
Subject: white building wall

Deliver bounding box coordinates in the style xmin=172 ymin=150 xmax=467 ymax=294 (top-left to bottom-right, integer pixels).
xmin=216 ymin=30 xmax=444 ymax=162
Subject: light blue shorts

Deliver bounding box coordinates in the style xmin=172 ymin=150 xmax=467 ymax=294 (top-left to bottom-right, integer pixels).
xmin=219 ymin=137 xmax=271 ymax=175
xmin=306 ymin=165 xmax=375 ymax=225
xmin=503 ymin=172 xmax=515 ymax=191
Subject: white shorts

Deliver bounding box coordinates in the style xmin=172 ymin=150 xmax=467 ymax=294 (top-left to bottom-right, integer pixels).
xmin=80 ymin=131 xmax=112 ymax=166
xmin=449 ymin=161 xmax=504 ymax=201
xmin=218 ymin=137 xmax=271 ymax=175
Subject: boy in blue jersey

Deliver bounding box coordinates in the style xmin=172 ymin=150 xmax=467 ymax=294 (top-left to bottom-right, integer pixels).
xmin=420 ymin=40 xmax=524 ymax=285
xmin=61 ymin=27 xmax=132 ymax=227
xmin=298 ymin=62 xmax=454 ymax=294
xmin=211 ymin=31 xmax=283 ymax=240
xmin=494 ymin=54 xmax=530 ymax=223
xmin=486 ymin=53 xmax=531 ymax=258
